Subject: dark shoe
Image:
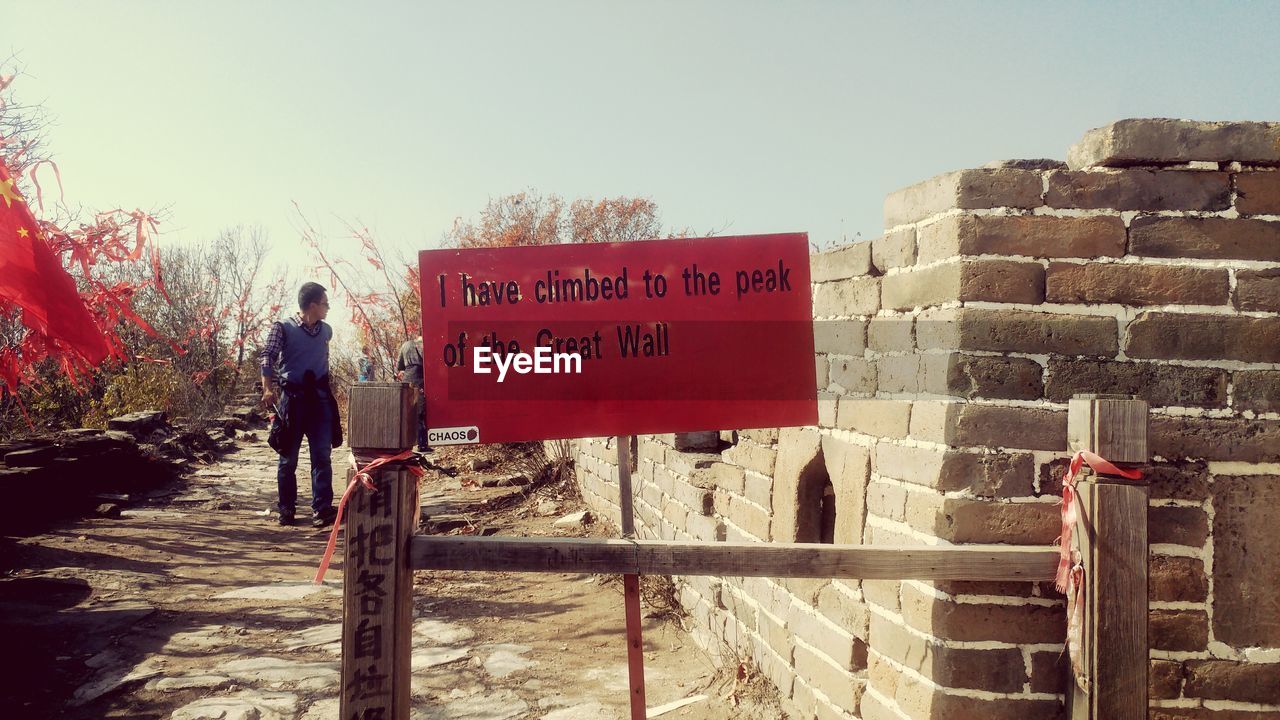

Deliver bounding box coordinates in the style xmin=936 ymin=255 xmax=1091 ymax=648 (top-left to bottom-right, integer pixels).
xmin=311 ymin=508 xmax=338 ymax=528
xmin=416 ymin=445 xmax=433 ymax=453
xmin=278 ymin=510 xmax=295 ymax=526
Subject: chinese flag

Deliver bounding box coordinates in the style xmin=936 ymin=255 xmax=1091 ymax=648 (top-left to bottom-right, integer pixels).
xmin=0 ymin=163 xmax=110 ymax=365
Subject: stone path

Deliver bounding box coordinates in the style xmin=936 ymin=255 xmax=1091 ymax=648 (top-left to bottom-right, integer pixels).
xmin=2 ymin=437 xmax=756 ymax=719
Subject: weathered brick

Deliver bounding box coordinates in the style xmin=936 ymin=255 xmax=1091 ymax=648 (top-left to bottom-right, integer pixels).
xmin=1130 ymin=216 xmax=1280 ymax=262
xmin=814 ymin=277 xmax=880 ymax=317
xmin=1150 ymin=609 xmax=1209 ymax=651
xmin=865 ymin=480 xmax=907 ymax=523
xmin=1045 ymin=358 xmax=1227 ymax=408
xmin=821 ymin=434 xmax=871 ymax=545
xmin=1235 ymin=171 xmax=1280 ymax=215
xmin=756 ymin=606 xmax=793 ymax=661
xmin=1127 ymin=312 xmax=1280 ymax=363
xmin=722 ymin=440 xmax=776 ymax=476
xmin=1045 ymin=169 xmax=1231 ymax=211
xmin=917 ymin=214 xmax=1127 ymax=263
xmin=684 ymin=511 xmax=724 ymax=541
xmin=916 ymin=307 xmax=1119 ymax=356
xmin=1184 ymin=660 xmax=1280 ymax=704
xmin=1030 ymin=650 xmax=1070 ymax=694
xmin=812 ymin=241 xmax=873 ymax=283
xmin=793 ymin=641 xmax=860 ymax=713
xmin=1152 ymin=709 xmax=1280 ymax=720
xmin=861 ymin=580 xmax=900 ymax=612
xmin=901 ymin=584 xmax=1064 ymax=643
xmin=815 ymin=355 xmax=830 ymax=390
xmin=1067 ymin=119 xmax=1280 ymax=169
xmin=884 ymin=168 xmax=1043 ymax=227
xmin=867 ymin=316 xmax=913 ymax=353
xmin=871 ymin=613 xmax=1026 ymax=692
xmin=1150 ymin=659 xmax=1184 ymax=700
xmin=1046 ymin=262 xmax=1228 ymax=306
xmin=875 ymin=443 xmax=1036 ymax=497
xmin=906 ymin=400 xmax=951 ymax=444
xmin=1147 ymin=461 xmax=1211 ymax=501
xmin=664 ymin=449 xmax=718 ymax=477
xmin=740 ymin=428 xmax=778 ymax=444
xmin=742 ymin=470 xmax=772 ymax=510
xmin=881 ymin=260 xmax=1045 ymax=310
xmin=789 ymin=605 xmax=864 ymax=671
xmin=1233 ymin=369 xmax=1280 ymax=413
xmin=818 ymin=391 xmax=837 ymax=427
xmin=871 ymin=227 xmax=916 ymax=273
xmin=669 ymin=431 xmax=720 ymax=452
xmin=946 ymin=354 xmax=1043 ymax=400
xmin=1236 ymin=268 xmax=1280 ymax=312
xmin=1150 ymin=555 xmax=1208 ymax=602
xmin=1212 ymin=474 xmax=1280 ymax=647
xmin=836 ymin=398 xmax=911 ymax=439
xmin=946 ymin=404 xmax=1068 ymax=451
xmin=1150 ymin=415 xmax=1280 ymax=463
xmin=875 ymin=354 xmax=945 ymax=395
xmin=1149 ymin=505 xmax=1209 ymax=547
xmin=938 ymin=498 xmax=1061 ymax=544
xmin=815 ymin=583 xmax=869 ymax=640
xmin=717 ymin=490 xmax=771 ymax=541
xmin=830 ymin=357 xmax=877 ymax=394
xmin=709 ymin=462 xmax=745 ymax=493
xmin=813 ymin=319 xmax=867 ymax=356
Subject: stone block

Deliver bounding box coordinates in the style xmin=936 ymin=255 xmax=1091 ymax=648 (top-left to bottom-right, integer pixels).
xmin=1235 ymin=171 xmax=1280 ymax=215
xmin=1149 ymin=659 xmax=1184 ymax=700
xmin=1149 ymin=555 xmax=1208 ymax=602
xmin=1045 ymin=169 xmax=1231 ymax=211
xmin=1126 ymin=312 xmax=1280 ymax=363
xmin=814 ymin=319 xmax=868 ymax=356
xmin=793 ymin=641 xmax=861 ymax=713
xmin=770 ymin=427 xmax=823 ymax=543
xmin=871 ymin=614 xmax=1026 ymax=693
xmin=905 ymin=400 xmax=951 ymax=444
xmin=816 ymin=583 xmax=869 ymax=640
xmin=663 ymin=450 xmax=718 ymax=477
xmin=866 ymin=480 xmax=908 ymax=523
xmin=1046 ymin=262 xmax=1228 ymax=306
xmin=884 ymin=168 xmax=1043 ymax=227
xmin=684 ymin=511 xmax=724 ymax=542
xmin=945 ymin=404 xmax=1068 ymax=451
xmin=722 ymin=440 xmax=776 ymax=476
xmin=1184 ymin=660 xmax=1280 ymax=705
xmin=814 ymin=276 xmax=880 ymax=317
xmin=671 ymin=432 xmax=720 ymax=452
xmin=1045 ymin=358 xmax=1227 ymax=408
xmin=871 ymin=227 xmax=917 ymax=273
xmin=916 ymin=214 xmax=1126 ymax=264
xmin=1233 ymin=369 xmax=1280 ymax=413
xmin=937 ymin=498 xmax=1061 ymax=544
xmin=1211 ymin=474 xmax=1280 ymax=647
xmin=835 ymin=398 xmax=911 ymax=438
xmin=880 ymin=259 xmax=1045 ymax=311
xmin=812 ymin=241 xmax=873 ymax=283
xmin=1149 ymin=415 xmax=1280 ymax=463
xmin=740 ymin=428 xmax=779 ymax=444
xmin=916 ymin=308 xmax=1118 ymax=356
xmin=945 ymin=354 xmax=1043 ymax=400
xmin=1130 ymin=216 xmax=1280 ymax=262
xmin=830 ymin=357 xmax=877 ymax=395
xmin=1147 ymin=461 xmax=1211 ymax=501
xmin=1150 ymin=609 xmax=1209 ymax=651
xmin=900 ymin=584 xmax=1064 ymax=643
xmin=1235 ymin=268 xmax=1280 ymax=312
xmin=1149 ymin=505 xmax=1209 ymax=547
xmin=743 ymin=471 xmax=773 ymax=510
xmin=1066 ymin=119 xmax=1280 ymax=169
xmin=789 ymin=605 xmax=864 ymax=671
xmin=709 ymin=462 xmax=745 ymax=493
xmin=867 ymin=316 xmax=914 ymax=353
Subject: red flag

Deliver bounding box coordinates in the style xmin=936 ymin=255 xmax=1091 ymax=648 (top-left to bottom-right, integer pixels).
xmin=0 ymin=163 xmax=110 ymax=365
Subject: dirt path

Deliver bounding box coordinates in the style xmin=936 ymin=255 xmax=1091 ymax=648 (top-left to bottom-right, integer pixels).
xmin=0 ymin=436 xmax=782 ymax=719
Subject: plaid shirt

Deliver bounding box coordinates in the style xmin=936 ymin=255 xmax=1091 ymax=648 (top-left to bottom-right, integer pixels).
xmin=259 ymin=313 xmax=323 ymax=381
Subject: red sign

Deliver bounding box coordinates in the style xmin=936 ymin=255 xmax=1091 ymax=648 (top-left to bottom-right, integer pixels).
xmin=419 ymin=233 xmax=817 ymax=444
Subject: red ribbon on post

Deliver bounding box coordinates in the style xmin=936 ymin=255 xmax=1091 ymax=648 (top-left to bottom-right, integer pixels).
xmin=314 ymin=449 xmax=423 ymax=584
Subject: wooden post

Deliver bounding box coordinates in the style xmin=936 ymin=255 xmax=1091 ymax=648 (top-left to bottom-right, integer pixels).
xmin=341 ymin=383 xmax=417 ymax=720
xmin=1066 ymin=394 xmax=1149 ymax=720
xmin=617 ymin=435 xmax=646 ymax=720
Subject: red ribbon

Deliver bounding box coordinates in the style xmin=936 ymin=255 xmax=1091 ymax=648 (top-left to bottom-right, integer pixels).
xmin=1054 ymin=450 xmax=1142 ymax=592
xmin=313 ymin=449 xmax=422 ymax=584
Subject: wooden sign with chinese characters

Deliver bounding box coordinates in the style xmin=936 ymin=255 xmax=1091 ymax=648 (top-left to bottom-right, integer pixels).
xmin=339 ymin=465 xmax=416 ymax=720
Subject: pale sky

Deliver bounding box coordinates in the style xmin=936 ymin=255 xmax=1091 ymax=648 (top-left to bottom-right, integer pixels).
xmin=7 ymin=1 xmax=1280 ymax=305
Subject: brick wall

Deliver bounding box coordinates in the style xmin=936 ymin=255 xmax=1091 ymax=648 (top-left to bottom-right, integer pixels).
xmin=572 ymin=119 xmax=1280 ymax=719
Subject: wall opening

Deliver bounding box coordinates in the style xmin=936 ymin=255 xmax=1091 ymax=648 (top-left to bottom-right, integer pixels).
xmin=794 ymin=452 xmax=836 ymax=544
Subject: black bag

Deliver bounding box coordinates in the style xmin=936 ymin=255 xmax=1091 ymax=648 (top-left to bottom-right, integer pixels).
xmin=267 ymin=402 xmax=291 ymax=453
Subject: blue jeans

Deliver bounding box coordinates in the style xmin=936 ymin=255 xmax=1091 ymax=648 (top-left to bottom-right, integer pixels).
xmin=275 ymin=390 xmax=334 ymax=516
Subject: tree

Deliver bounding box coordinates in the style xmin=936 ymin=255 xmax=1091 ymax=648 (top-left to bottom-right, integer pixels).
xmin=444 ymin=190 xmax=670 ymax=249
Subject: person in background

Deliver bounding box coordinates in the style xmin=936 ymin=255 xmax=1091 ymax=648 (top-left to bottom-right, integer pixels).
xmin=259 ymin=282 xmax=342 ymax=528
xmin=396 ymin=333 xmax=428 ymax=451
xmin=357 ymin=345 xmax=375 ymax=382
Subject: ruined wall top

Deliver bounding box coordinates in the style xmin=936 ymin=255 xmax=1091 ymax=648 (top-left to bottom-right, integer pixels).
xmin=1067 ymin=118 xmax=1280 ymax=169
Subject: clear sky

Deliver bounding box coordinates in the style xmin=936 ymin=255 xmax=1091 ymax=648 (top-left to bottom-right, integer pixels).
xmin=7 ymin=1 xmax=1280 ymax=266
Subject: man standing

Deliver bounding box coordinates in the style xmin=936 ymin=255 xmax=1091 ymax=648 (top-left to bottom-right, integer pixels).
xmin=396 ymin=333 xmax=428 ymax=451
xmin=260 ymin=282 xmax=342 ymax=527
